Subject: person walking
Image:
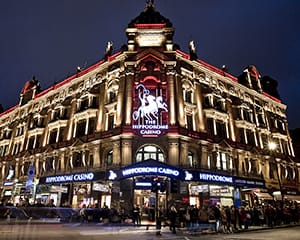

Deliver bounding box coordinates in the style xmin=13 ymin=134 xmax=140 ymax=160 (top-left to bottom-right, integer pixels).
xmin=169 ymin=206 xmax=178 ymax=234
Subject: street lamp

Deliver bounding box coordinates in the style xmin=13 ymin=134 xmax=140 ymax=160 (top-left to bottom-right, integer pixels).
xmin=268 ymin=141 xmax=284 ymax=205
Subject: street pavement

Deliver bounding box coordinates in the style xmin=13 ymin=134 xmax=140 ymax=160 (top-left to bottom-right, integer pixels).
xmin=1 ymin=219 xmax=300 ymax=240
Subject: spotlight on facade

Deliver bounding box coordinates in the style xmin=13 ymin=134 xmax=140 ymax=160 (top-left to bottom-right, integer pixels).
xmin=268 ymin=141 xmax=277 ymax=151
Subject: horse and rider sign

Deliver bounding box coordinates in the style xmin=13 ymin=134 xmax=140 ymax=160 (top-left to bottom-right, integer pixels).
xmin=132 ymin=82 xmax=168 ymax=137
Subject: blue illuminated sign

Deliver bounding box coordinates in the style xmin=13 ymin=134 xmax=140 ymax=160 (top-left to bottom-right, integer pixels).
xmin=122 ymin=166 xmax=179 ymax=178
xmin=45 ymin=172 xmax=95 ymax=183
xmin=199 ymin=172 xmax=233 ymax=184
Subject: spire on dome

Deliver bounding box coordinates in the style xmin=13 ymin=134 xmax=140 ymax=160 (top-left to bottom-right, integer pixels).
xmin=145 ymin=0 xmax=155 ymax=10
xmin=128 ymin=0 xmax=172 ymax=27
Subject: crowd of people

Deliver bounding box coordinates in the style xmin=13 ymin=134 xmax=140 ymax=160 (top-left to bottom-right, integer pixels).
xmin=119 ymin=200 xmax=299 ymax=234
xmin=1 ymin=196 xmax=300 ymax=234
xmin=163 ymin=201 xmax=300 ymax=234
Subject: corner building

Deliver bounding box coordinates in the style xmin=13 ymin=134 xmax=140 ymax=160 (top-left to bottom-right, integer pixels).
xmin=1 ymin=3 xmax=299 ymax=215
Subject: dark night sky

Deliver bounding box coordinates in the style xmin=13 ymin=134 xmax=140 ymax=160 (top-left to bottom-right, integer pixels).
xmin=1 ymin=0 xmax=300 ymax=129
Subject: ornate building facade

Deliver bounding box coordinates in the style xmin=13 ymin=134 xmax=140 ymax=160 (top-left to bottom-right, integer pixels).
xmin=0 ymin=3 xmax=299 ymax=212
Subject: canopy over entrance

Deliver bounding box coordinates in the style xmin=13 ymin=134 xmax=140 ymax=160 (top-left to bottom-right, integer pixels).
xmin=107 ymin=159 xmax=182 ymax=181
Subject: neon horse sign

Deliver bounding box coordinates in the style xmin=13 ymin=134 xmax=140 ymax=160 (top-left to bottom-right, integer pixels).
xmin=132 ymin=84 xmax=168 ymax=122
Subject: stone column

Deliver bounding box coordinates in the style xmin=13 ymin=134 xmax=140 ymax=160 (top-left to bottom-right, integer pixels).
xmin=124 ymin=67 xmax=134 ymax=125
xmin=42 ymin=108 xmax=52 ymax=146
xmin=67 ymin=99 xmax=77 ymax=140
xmin=195 ymin=83 xmax=205 ymax=132
xmin=201 ymin=145 xmax=208 ymax=169
xmin=180 ymin=141 xmax=188 ymax=167
xmin=96 ymin=82 xmax=106 ymax=132
xmin=85 ymin=118 xmax=89 ymax=135
xmin=60 ymin=152 xmax=65 ymax=171
xmin=121 ymin=139 xmax=132 ymax=166
xmin=166 ymin=66 xmax=178 ymax=126
xmin=73 ymin=120 xmax=77 ymax=138
xmin=93 ymin=145 xmax=100 ymax=168
xmin=226 ymin=97 xmax=236 ymax=141
xmin=168 ymin=138 xmax=179 ymax=166
xmin=116 ymin=74 xmax=125 ymax=127
xmin=113 ymin=141 xmax=121 ymax=166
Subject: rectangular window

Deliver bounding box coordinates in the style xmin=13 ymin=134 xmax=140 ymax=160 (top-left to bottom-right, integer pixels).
xmin=108 ymin=115 xmax=114 ymax=130
xmin=49 ymin=130 xmax=58 ymax=144
xmin=28 ymin=137 xmax=35 ymax=150
xmin=73 ymin=152 xmax=83 ymax=168
xmin=239 ymin=128 xmax=246 ymax=144
xmin=89 ymin=154 xmax=94 ymax=167
xmin=80 ymin=99 xmax=89 ymax=111
xmin=108 ymin=92 xmax=117 ymax=103
xmin=207 ymin=155 xmax=211 ymax=169
xmin=88 ymin=118 xmax=95 ymax=135
xmin=269 ymin=162 xmax=276 ymax=179
xmin=207 ymin=118 xmax=214 ymax=136
xmin=0 ymin=146 xmax=3 ymax=157
xmin=36 ymin=135 xmax=41 ymax=148
xmin=246 ymin=130 xmax=256 ymax=146
xmin=185 ymin=90 xmax=192 ymax=103
xmin=59 ymin=127 xmax=65 ymax=142
xmin=216 ymin=152 xmax=230 ymax=171
xmin=76 ymin=120 xmax=86 ymax=137
xmin=91 ymin=96 xmax=99 ymax=108
xmin=107 ymin=152 xmax=113 ymax=166
xmin=216 ymin=121 xmax=227 ymax=139
xmin=261 ymin=134 xmax=268 ymax=149
xmin=186 ymin=114 xmax=193 ymax=130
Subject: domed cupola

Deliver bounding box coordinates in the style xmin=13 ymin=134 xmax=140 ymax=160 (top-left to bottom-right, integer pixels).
xmin=126 ymin=0 xmax=174 ymax=51
xmin=128 ymin=1 xmax=173 ymax=28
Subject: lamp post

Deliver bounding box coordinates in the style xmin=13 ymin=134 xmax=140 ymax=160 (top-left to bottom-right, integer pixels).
xmin=268 ymin=141 xmax=284 ymax=206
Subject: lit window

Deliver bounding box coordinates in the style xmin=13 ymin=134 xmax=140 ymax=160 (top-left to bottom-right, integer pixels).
xmin=188 ymin=151 xmax=195 ymax=167
xmin=216 ymin=151 xmax=231 ymax=171
xmin=107 ymin=150 xmax=113 ymax=166
xmin=136 ymin=145 xmax=164 ymax=162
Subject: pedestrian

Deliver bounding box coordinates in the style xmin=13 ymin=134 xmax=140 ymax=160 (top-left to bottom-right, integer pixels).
xmin=213 ymin=204 xmax=221 ymax=232
xmin=156 ymin=206 xmax=163 ymax=235
xmin=80 ymin=204 xmax=87 ymax=223
xmin=220 ymin=206 xmax=227 ymax=233
xmin=189 ymin=205 xmax=199 ymax=231
xmin=168 ymin=206 xmax=178 ymax=234
xmin=132 ymin=204 xmax=141 ymax=225
xmin=47 ymin=199 xmax=56 ymax=207
xmin=239 ymin=206 xmax=248 ymax=229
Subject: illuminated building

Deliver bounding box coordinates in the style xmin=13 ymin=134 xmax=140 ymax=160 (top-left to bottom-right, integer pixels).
xmin=0 ymin=2 xmax=299 ymax=212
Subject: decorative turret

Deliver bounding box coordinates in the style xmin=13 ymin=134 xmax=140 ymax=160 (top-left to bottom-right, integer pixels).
xmin=238 ymin=65 xmax=263 ymax=92
xmin=19 ymin=76 xmax=41 ymax=106
xmin=126 ymin=0 xmax=174 ymax=51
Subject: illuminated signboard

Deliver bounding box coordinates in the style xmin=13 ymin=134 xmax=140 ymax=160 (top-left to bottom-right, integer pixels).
xmin=45 ymin=172 xmax=95 ymax=184
xmin=122 ymin=166 xmax=179 ymax=178
xmin=234 ymin=178 xmax=265 ymax=188
xmin=199 ymin=172 xmax=233 ymax=184
xmin=132 ymin=82 xmax=168 ymax=136
xmin=3 ymin=181 xmax=14 ymax=186
xmin=108 ymin=159 xmax=182 ymax=181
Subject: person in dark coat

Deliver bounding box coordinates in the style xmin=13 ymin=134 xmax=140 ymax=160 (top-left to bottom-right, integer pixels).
xmin=168 ymin=206 xmax=178 ymax=234
xmin=213 ymin=204 xmax=221 ymax=232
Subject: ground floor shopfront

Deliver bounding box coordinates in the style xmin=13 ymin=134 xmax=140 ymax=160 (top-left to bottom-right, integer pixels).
xmin=105 ymin=159 xmax=268 ymax=216
xmin=5 ymin=159 xmax=299 ymax=211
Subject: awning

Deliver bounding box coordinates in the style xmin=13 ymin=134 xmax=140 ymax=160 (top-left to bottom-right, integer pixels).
xmin=284 ymin=195 xmax=300 ymax=203
xmin=254 ymin=192 xmax=273 ymax=200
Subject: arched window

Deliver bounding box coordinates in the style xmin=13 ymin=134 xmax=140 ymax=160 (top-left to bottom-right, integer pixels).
xmin=107 ymin=150 xmax=113 ymax=166
xmin=188 ymin=151 xmax=195 ymax=168
xmin=136 ymin=145 xmax=165 ymax=162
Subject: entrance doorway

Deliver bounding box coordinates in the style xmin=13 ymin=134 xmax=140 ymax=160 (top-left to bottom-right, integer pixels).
xmin=134 ymin=189 xmax=166 ymax=223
